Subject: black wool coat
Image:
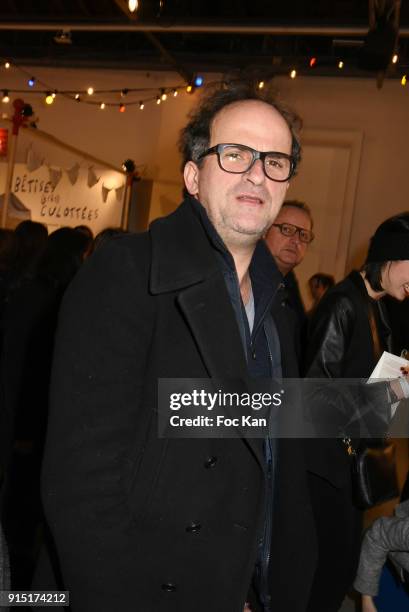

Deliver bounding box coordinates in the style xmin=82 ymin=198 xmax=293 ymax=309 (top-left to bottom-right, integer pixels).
xmin=42 ymin=199 xmax=316 ymax=612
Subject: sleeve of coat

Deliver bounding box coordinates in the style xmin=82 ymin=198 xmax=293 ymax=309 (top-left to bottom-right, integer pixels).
xmin=304 ymin=292 xmax=391 ymax=436
xmin=304 ymin=292 xmax=355 ymax=379
xmin=42 ymin=234 xmax=154 ymax=612
xmin=354 ymin=511 xmax=409 ymax=596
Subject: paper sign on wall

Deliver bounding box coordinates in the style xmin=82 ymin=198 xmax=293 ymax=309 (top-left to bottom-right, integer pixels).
xmin=0 ymin=163 xmax=125 ymax=233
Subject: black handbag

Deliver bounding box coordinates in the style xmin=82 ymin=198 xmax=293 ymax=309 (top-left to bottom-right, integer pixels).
xmin=343 ymin=438 xmax=400 ymax=510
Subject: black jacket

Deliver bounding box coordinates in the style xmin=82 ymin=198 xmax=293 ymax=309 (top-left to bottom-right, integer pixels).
xmin=304 ymin=270 xmax=392 ymax=486
xmin=306 ymin=270 xmax=391 ymax=380
xmin=42 ymin=198 xmax=316 ymax=612
xmin=303 ymin=270 xmax=392 ymax=612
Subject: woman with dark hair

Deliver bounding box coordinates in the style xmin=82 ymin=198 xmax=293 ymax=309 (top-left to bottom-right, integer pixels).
xmin=304 ymin=212 xmax=409 ymax=612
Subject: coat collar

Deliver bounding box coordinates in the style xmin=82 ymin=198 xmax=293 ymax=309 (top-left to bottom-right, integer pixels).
xmin=346 ymin=269 xmax=369 ymax=300
xmin=345 ymin=270 xmax=392 ymax=352
xmin=149 ymin=196 xmax=249 ymax=375
xmin=149 ymin=197 xmax=222 ymax=295
xmin=149 ymin=196 xmax=283 ymax=295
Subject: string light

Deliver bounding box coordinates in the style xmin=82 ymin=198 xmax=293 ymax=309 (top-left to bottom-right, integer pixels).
xmin=28 ymin=77 xmax=35 ymax=87
xmin=401 ymin=74 xmax=407 ymax=86
xmin=392 ymin=54 xmax=398 ymax=64
xmin=0 ymin=57 xmax=316 ymax=115
xmin=5 ymin=60 xmax=395 ymax=116
xmin=128 ymin=0 xmax=138 ymax=12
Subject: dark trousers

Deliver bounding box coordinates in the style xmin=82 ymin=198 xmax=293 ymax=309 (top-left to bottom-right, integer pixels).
xmin=306 ymin=472 xmax=362 ymax=612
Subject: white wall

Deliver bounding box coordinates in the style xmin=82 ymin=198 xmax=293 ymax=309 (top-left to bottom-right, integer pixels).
xmin=278 ymin=76 xmax=409 ymax=270
xmin=1 ymin=65 xmax=408 ymax=272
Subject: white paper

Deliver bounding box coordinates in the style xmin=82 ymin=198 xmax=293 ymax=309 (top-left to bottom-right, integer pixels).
xmin=369 ymin=351 xmax=409 ymax=380
xmin=369 ymin=351 xmax=409 ymax=416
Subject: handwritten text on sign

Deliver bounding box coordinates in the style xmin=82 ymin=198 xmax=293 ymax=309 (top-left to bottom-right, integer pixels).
xmin=1 ymin=163 xmax=124 ymax=232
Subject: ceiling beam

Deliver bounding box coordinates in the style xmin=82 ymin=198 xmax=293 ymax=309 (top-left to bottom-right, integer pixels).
xmin=143 ymin=32 xmax=191 ymax=82
xmin=1 ymin=22 xmax=409 ymax=36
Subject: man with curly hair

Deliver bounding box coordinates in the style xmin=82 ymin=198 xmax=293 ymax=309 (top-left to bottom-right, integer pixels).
xmin=43 ymin=82 xmax=317 ymax=612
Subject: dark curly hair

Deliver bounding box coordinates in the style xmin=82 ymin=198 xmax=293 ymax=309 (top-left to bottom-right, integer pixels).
xmin=178 ymin=80 xmax=302 ymax=173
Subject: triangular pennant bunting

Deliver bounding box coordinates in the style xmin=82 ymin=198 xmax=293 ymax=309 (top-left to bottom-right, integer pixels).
xmin=26 ymin=146 xmax=44 ymax=172
xmin=115 ymin=184 xmax=125 ymax=202
xmin=66 ymin=163 xmax=80 ymax=186
xmin=87 ymin=166 xmax=100 ymax=188
xmin=48 ymin=166 xmax=63 ymax=189
xmin=101 ymin=184 xmax=113 ymax=203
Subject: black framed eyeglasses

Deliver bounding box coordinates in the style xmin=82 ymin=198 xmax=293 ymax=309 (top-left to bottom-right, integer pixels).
xmin=272 ymin=222 xmax=314 ymax=244
xmin=198 ymin=143 xmax=295 ymax=182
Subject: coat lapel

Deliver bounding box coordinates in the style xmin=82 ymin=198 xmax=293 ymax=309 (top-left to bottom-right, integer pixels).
xmin=177 ymin=275 xmax=247 ymax=379
xmin=149 ymin=199 xmax=265 ymax=468
xmin=178 ymin=278 xmax=265 ymax=468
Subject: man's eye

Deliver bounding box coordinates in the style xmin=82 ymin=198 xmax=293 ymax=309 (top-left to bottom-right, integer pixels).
xmin=281 ymin=225 xmax=294 ymax=235
xmin=225 ymin=152 xmax=243 ymax=161
xmin=266 ymin=157 xmax=284 ymax=169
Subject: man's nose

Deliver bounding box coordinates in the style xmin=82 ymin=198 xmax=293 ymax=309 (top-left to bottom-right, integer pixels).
xmin=244 ymin=158 xmax=265 ymax=184
xmin=289 ymin=232 xmax=302 ymax=246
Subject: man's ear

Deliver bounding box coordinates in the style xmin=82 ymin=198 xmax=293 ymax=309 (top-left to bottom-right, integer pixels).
xmin=183 ymin=161 xmax=200 ymax=196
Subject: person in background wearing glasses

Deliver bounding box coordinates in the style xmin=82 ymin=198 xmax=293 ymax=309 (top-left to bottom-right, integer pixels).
xmin=42 ymin=81 xmax=317 ymax=612
xmin=264 ymin=200 xmax=314 ymax=356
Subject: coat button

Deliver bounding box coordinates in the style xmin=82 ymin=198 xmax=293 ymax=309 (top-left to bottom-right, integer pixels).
xmin=186 ymin=521 xmax=202 ymax=533
xmin=204 ymin=456 xmax=218 ymax=468
xmin=161 ymin=583 xmax=176 ymax=592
